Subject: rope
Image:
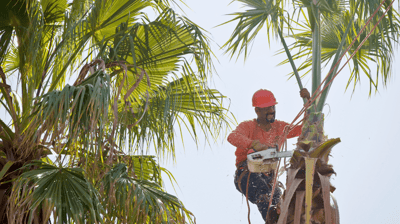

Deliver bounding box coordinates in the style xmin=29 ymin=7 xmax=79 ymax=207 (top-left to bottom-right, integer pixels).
xmin=246 ymin=173 xmax=252 ymax=224
xmin=265 ymin=139 xmax=287 ymax=221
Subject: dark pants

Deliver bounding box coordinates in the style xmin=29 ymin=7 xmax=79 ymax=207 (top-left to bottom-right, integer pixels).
xmin=234 ymin=161 xmax=281 ymax=221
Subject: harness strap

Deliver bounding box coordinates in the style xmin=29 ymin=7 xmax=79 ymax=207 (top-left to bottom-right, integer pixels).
xmin=237 ymin=164 xmax=249 ymax=193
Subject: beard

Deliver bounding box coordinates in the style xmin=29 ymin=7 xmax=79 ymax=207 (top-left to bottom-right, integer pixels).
xmin=265 ymin=112 xmax=275 ymax=123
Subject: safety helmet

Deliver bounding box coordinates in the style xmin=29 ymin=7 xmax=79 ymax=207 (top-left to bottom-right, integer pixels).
xmin=252 ymin=89 xmax=278 ymax=108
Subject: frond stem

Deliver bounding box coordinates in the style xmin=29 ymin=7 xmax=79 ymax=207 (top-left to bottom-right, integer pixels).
xmin=277 ymin=27 xmax=307 ymax=104
xmin=316 ymin=0 xmax=389 ymax=112
xmin=36 ymin=24 xmax=56 ymax=99
xmin=311 ymin=4 xmax=321 ymax=102
xmin=316 ymin=1 xmax=360 ymax=111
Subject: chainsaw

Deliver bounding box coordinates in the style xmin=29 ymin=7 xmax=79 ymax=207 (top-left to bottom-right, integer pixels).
xmin=247 ymin=147 xmax=294 ymax=162
xmin=246 ymin=146 xmax=294 ymax=173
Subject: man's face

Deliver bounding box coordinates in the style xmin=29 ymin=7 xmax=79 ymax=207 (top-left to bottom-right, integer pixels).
xmin=256 ymin=105 xmax=276 ymax=123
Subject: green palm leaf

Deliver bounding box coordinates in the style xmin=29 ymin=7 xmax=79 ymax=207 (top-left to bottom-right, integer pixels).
xmin=101 ymin=163 xmax=193 ymax=224
xmin=221 ymin=0 xmax=285 ymax=60
xmin=278 ymin=9 xmax=400 ymax=93
xmin=28 ymin=69 xmax=110 ymax=154
xmin=118 ymin=68 xmax=231 ymax=157
xmin=9 ymin=160 xmax=103 ymax=224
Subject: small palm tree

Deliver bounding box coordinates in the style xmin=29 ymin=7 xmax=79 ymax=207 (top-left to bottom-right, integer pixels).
xmin=0 ymin=0 xmax=232 ymax=223
xmin=222 ymin=0 xmax=400 ymax=223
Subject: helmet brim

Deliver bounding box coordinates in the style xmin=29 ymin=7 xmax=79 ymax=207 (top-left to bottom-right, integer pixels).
xmin=253 ymin=101 xmax=278 ymax=108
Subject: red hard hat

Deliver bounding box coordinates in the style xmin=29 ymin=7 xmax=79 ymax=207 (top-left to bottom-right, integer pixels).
xmin=252 ymin=89 xmax=278 ymax=108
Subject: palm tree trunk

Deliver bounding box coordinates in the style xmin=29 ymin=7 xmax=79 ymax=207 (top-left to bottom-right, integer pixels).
xmin=275 ymin=112 xmax=340 ymax=224
xmin=275 ymin=4 xmax=340 ymax=224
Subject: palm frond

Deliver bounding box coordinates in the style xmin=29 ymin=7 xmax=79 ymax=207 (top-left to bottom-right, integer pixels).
xmin=47 ymin=0 xmax=151 ymax=92
xmin=9 ymin=160 xmax=103 ymax=224
xmin=278 ymin=9 xmax=400 ymax=93
xmin=221 ymin=0 xmax=286 ymax=60
xmin=118 ymin=67 xmax=232 ymax=158
xmin=29 ymin=69 xmax=110 ymax=157
xmin=101 ymin=163 xmax=194 ymax=224
xmin=0 ymin=26 xmax=13 ymax=65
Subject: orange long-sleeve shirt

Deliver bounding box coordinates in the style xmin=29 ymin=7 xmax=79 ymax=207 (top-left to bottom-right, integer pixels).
xmin=227 ymin=119 xmax=302 ymax=165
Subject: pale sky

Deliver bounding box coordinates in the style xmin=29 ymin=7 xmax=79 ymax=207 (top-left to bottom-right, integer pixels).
xmin=160 ymin=1 xmax=400 ymax=224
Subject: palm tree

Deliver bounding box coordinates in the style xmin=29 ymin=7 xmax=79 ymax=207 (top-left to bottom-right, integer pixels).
xmin=0 ymin=0 xmax=232 ymax=223
xmin=222 ymin=0 xmax=400 ymax=223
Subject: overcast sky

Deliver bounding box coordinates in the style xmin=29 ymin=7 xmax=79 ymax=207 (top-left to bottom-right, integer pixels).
xmin=160 ymin=1 xmax=400 ymax=224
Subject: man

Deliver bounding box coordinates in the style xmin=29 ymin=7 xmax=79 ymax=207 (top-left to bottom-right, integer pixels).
xmin=227 ymin=88 xmax=310 ymax=222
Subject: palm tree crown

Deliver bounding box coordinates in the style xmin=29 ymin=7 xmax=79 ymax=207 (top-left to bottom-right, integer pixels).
xmin=0 ymin=0 xmax=233 ymax=223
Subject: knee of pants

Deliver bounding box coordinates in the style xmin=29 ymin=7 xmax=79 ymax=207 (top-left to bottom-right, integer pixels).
xmin=234 ymin=172 xmax=258 ymax=203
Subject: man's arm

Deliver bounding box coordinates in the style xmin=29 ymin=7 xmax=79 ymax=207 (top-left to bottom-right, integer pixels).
xmin=227 ymin=121 xmax=268 ymax=151
xmin=227 ymin=121 xmax=254 ymax=149
xmin=286 ymin=88 xmax=311 ymax=138
xmin=287 ymin=125 xmax=302 ymax=138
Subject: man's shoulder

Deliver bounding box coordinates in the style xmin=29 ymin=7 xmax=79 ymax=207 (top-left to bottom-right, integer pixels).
xmin=273 ymin=120 xmax=289 ymax=127
xmin=274 ymin=119 xmax=288 ymax=124
xmin=237 ymin=119 xmax=256 ymax=127
xmin=240 ymin=119 xmax=256 ymax=124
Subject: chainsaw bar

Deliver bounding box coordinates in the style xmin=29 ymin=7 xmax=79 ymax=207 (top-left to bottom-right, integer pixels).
xmin=247 ymin=148 xmax=294 ymax=162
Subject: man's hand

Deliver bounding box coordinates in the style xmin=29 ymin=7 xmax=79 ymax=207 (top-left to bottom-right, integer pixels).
xmin=251 ymin=140 xmax=268 ymax=151
xmin=300 ymin=88 xmax=310 ymax=100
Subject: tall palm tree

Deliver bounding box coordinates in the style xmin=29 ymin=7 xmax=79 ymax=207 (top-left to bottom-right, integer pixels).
xmin=0 ymin=0 xmax=232 ymax=223
xmin=222 ymin=0 xmax=400 ymax=223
